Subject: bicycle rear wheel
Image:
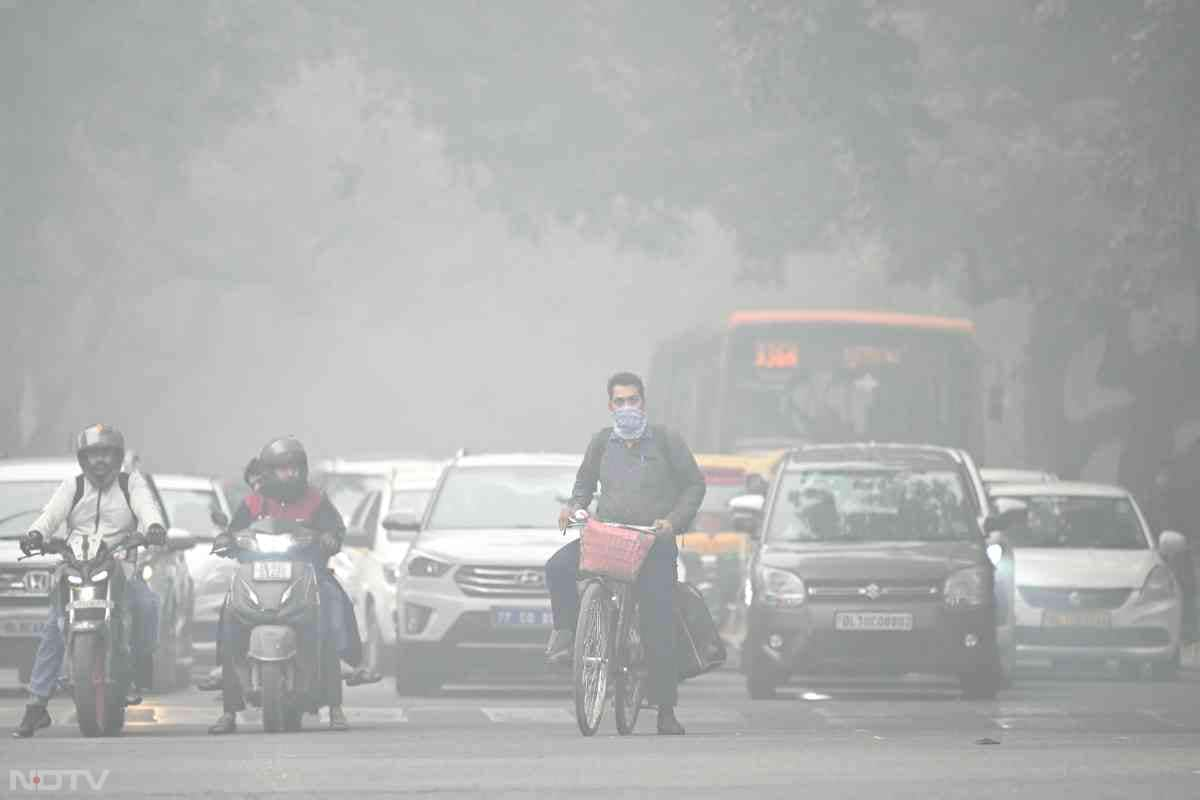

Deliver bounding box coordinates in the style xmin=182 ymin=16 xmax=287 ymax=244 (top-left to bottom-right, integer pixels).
xmin=614 ymin=588 xmax=646 ymax=736
xmin=573 ymin=581 xmax=613 ymax=736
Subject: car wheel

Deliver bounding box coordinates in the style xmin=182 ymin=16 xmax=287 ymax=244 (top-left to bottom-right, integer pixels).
xmin=394 ymin=642 xmax=443 ymax=696
xmin=745 ymin=647 xmax=779 ymax=700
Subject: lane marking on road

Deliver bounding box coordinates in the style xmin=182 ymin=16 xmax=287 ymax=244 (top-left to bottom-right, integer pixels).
xmin=481 ymin=707 xmax=573 ymax=723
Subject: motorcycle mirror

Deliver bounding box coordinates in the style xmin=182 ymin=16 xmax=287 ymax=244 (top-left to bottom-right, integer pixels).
xmin=211 ymin=510 xmax=230 ymax=528
xmin=728 ymin=494 xmax=764 ymax=538
xmin=382 ymin=511 xmax=421 ymax=533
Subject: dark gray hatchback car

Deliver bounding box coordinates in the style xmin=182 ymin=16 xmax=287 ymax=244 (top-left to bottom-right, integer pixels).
xmin=738 ymin=444 xmax=1017 ymax=700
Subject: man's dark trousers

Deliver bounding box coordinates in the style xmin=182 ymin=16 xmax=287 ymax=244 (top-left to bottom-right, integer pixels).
xmin=546 ymin=535 xmax=677 ymax=707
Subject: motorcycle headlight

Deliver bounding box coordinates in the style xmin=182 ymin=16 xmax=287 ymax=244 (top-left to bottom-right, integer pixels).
xmin=91 ymin=569 xmax=110 ymax=584
xmin=944 ymin=567 xmax=988 ymax=607
xmin=756 ymin=566 xmax=806 ymax=607
xmin=238 ymin=576 xmax=261 ymax=608
xmin=66 ymin=574 xmax=84 ymax=586
xmin=1138 ymin=564 xmax=1177 ymax=605
xmin=407 ymin=552 xmax=452 ymax=578
xmin=382 ymin=564 xmax=402 ymax=585
xmin=256 ymin=535 xmax=295 ymax=555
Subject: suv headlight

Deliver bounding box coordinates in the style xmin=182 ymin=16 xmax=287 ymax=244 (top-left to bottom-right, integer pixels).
xmin=944 ymin=566 xmax=988 ymax=607
xmin=1137 ymin=564 xmax=1177 ymax=605
xmin=407 ymin=552 xmax=452 ymax=578
xmin=756 ymin=566 xmax=806 ymax=607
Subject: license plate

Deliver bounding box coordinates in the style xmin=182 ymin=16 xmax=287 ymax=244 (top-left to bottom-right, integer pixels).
xmin=0 ymin=620 xmax=45 ymax=637
xmin=1042 ymin=610 xmax=1111 ymax=628
xmin=69 ymin=599 xmax=109 ymax=610
xmin=835 ymin=612 xmax=914 ymax=631
xmin=493 ymin=608 xmax=554 ymax=627
xmin=252 ymin=562 xmax=293 ymax=581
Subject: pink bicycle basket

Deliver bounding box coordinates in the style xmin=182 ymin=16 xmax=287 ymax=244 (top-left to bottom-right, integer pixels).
xmin=578 ymin=519 xmax=656 ymax=582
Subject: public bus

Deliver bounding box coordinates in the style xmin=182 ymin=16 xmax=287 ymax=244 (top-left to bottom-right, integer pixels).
xmin=648 ymin=309 xmax=986 ymax=459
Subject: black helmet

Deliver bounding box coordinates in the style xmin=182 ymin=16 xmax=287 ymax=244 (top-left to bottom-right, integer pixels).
xmin=75 ymin=424 xmax=126 ymax=469
xmin=257 ymin=437 xmax=308 ymax=500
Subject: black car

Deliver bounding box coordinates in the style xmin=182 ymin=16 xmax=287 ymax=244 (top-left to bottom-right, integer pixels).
xmin=735 ymin=443 xmax=1018 ymax=700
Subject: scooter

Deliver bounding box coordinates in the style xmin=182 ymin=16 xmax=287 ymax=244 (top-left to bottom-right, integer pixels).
xmin=22 ymin=535 xmax=147 ymax=737
xmin=222 ymin=518 xmax=330 ymax=732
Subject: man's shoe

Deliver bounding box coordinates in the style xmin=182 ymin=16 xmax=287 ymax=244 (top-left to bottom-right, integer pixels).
xmin=545 ymin=629 xmax=574 ymax=664
xmin=208 ymin=712 xmax=237 ymax=735
xmin=12 ymin=704 xmax=51 ymax=739
xmin=329 ymin=706 xmax=349 ymax=731
xmin=656 ymin=706 xmax=685 ymax=736
xmin=344 ymin=666 xmax=383 ymax=686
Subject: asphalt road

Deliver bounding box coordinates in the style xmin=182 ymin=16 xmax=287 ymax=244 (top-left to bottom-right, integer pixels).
xmin=2 ymin=667 xmax=1199 ymax=799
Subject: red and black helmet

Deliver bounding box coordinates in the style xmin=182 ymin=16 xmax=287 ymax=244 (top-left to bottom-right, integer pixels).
xmin=257 ymin=436 xmax=308 ymax=499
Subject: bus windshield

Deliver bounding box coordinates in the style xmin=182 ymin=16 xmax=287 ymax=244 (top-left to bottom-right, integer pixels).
xmin=726 ymin=321 xmax=977 ymax=450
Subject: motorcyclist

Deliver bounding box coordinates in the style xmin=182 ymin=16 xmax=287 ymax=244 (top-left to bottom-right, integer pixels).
xmin=12 ymin=425 xmax=166 ymax=738
xmin=207 ymin=437 xmax=379 ymax=735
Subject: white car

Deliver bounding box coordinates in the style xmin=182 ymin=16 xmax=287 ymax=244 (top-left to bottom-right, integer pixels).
xmin=154 ymin=474 xmax=234 ymax=666
xmin=390 ymin=453 xmax=584 ymax=694
xmin=981 ymin=468 xmax=1057 ymax=493
xmin=341 ymin=461 xmax=445 ymax=675
xmin=314 ymin=457 xmax=442 ymax=522
xmin=993 ymin=481 xmax=1186 ymax=679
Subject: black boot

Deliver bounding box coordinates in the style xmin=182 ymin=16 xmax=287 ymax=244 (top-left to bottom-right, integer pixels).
xmin=12 ymin=704 xmax=52 ymax=739
xmin=656 ymin=705 xmax=685 ymax=736
xmin=208 ymin=712 xmax=237 ymax=735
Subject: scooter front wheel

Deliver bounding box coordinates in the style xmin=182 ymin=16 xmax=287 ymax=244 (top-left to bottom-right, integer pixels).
xmin=261 ymin=662 xmax=287 ymax=733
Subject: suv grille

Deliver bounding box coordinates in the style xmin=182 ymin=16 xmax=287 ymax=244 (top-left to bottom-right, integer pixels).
xmin=1019 ymin=587 xmax=1132 ymax=610
xmin=455 ymin=566 xmax=549 ymax=598
xmin=805 ymin=580 xmax=941 ymax=602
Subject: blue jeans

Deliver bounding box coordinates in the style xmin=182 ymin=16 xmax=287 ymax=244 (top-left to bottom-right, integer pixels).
xmin=28 ymin=574 xmax=160 ymax=700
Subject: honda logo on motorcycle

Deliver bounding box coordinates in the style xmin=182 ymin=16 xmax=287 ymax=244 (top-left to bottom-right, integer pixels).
xmin=22 ymin=571 xmax=51 ymax=594
xmin=517 ymin=570 xmax=544 ymax=588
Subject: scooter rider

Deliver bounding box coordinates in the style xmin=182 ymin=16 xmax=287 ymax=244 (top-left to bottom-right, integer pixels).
xmin=207 ymin=437 xmax=379 ymax=735
xmin=12 ymin=425 xmax=167 ymax=738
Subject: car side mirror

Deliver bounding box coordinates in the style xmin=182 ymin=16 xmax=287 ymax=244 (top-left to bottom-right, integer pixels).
xmin=382 ymin=511 xmax=421 ymax=534
xmin=728 ymin=494 xmax=764 ymax=538
xmin=745 ymin=474 xmax=769 ymax=497
xmin=985 ymin=498 xmax=1028 ymax=533
xmin=166 ymin=527 xmax=196 ymax=551
xmin=343 ymin=526 xmax=373 ymax=549
xmin=1158 ymin=530 xmax=1188 ymax=559
xmin=211 ymin=510 xmax=230 ymax=529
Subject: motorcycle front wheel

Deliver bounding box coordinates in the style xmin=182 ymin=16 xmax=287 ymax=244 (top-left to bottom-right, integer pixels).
xmin=72 ymin=634 xmax=124 ymax=737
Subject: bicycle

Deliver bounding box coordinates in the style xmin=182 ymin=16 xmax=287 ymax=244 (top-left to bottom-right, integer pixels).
xmin=565 ymin=513 xmax=658 ymax=737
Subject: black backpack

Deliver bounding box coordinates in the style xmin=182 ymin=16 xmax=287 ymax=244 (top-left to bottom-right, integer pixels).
xmin=673 ymin=581 xmax=727 ymax=680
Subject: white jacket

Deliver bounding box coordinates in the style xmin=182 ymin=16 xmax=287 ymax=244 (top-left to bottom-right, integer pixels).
xmin=31 ymin=471 xmax=165 ymax=558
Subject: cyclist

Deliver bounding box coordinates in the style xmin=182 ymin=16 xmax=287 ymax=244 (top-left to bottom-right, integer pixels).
xmin=545 ymin=372 xmax=705 ymax=736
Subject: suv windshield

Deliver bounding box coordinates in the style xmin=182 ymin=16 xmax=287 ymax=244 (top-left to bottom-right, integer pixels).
xmin=1004 ymin=495 xmax=1148 ymax=550
xmin=0 ymin=481 xmax=60 ymax=539
xmin=159 ymin=488 xmax=222 ymax=541
xmin=767 ymin=467 xmax=974 ymax=543
xmin=426 ymin=466 xmax=578 ymax=530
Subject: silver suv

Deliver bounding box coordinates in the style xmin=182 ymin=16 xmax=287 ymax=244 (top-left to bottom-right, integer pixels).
xmin=391 ymin=453 xmax=582 ymax=694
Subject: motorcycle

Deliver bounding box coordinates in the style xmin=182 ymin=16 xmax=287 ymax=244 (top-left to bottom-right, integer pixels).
xmin=21 ymin=534 xmax=147 ymax=737
xmin=219 ymin=518 xmax=331 ymax=732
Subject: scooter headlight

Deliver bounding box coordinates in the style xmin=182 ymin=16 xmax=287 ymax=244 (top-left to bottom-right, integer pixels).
xmin=238 ymin=576 xmax=261 ymax=608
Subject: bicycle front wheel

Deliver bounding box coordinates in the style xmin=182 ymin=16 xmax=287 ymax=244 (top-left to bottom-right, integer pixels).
xmin=573 ymin=581 xmax=613 ymax=736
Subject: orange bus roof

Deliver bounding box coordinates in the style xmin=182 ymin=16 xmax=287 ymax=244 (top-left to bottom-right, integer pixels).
xmin=727 ymin=309 xmax=975 ymax=334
